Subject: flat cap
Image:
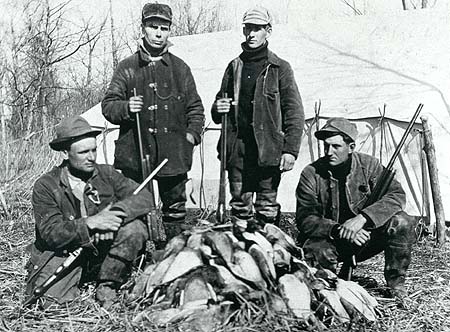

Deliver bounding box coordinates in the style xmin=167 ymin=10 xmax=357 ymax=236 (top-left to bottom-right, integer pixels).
xmin=315 ymin=117 xmax=358 ymax=142
xmin=242 ymin=6 xmax=272 ymax=26
xmin=142 ymin=3 xmax=172 ymax=23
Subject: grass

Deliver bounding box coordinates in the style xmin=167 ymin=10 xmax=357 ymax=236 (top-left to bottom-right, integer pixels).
xmin=1 ymin=206 xmax=449 ymax=331
xmin=1 ymin=133 xmax=450 ymax=331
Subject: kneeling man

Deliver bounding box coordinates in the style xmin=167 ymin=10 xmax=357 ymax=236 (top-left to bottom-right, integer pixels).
xmin=295 ymin=117 xmax=415 ymax=298
xmin=25 ymin=116 xmax=153 ymax=308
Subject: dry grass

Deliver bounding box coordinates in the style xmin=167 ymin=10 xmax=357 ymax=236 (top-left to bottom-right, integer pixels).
xmin=1 ymin=134 xmax=450 ymax=331
xmin=1 ymin=207 xmax=449 ymax=332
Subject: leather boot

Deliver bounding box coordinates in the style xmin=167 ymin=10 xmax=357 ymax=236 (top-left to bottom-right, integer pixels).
xmin=383 ymin=212 xmax=416 ymax=298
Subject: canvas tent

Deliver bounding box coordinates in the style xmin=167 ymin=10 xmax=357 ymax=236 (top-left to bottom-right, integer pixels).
xmin=82 ymin=9 xmax=450 ymax=224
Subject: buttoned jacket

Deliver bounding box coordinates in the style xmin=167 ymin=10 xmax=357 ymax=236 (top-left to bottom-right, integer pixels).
xmin=296 ymin=152 xmax=406 ymax=243
xmin=27 ymin=163 xmax=152 ymax=290
xmin=102 ymin=41 xmax=205 ymax=176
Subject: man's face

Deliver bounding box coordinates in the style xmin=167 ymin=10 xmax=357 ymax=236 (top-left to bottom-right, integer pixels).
xmin=323 ymin=134 xmax=355 ymax=167
xmin=243 ymin=24 xmax=271 ymax=48
xmin=63 ymin=137 xmax=97 ymax=174
xmin=142 ymin=18 xmax=170 ymax=50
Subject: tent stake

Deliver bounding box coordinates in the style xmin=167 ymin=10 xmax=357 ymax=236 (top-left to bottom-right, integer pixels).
xmin=420 ymin=115 xmax=447 ymax=246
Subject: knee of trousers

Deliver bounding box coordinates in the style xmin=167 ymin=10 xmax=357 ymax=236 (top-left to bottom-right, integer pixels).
xmin=110 ymin=219 xmax=148 ymax=262
xmin=385 ymin=211 xmax=416 ymax=246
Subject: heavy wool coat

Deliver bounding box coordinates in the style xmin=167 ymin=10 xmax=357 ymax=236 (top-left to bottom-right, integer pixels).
xmin=296 ymin=152 xmax=406 ymax=244
xmin=211 ymin=50 xmax=304 ymax=168
xmin=102 ymin=42 xmax=205 ymax=177
xmin=26 ymin=163 xmax=152 ymax=299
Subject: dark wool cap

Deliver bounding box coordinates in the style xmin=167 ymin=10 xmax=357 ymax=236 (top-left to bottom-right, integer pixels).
xmin=142 ymin=3 xmax=172 ymax=23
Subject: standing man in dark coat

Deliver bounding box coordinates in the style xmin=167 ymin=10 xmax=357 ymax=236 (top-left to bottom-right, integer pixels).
xmin=211 ymin=6 xmax=304 ymax=226
xmin=296 ymin=117 xmax=416 ymax=299
xmin=26 ymin=116 xmax=153 ymax=308
xmin=102 ymin=3 xmax=205 ymax=238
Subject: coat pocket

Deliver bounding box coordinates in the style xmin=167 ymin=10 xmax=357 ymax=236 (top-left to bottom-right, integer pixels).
xmin=114 ymin=129 xmax=139 ymax=173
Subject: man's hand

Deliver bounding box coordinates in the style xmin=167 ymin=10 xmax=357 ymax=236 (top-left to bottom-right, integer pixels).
xmin=85 ymin=204 xmax=127 ymax=232
xmin=186 ymin=132 xmax=195 ymax=145
xmin=215 ymin=98 xmax=232 ymax=114
xmin=352 ymin=229 xmax=371 ymax=246
xmin=339 ymin=214 xmax=368 ymax=244
xmin=129 ymin=95 xmax=143 ymax=113
xmin=279 ymin=153 xmax=295 ymax=172
xmin=93 ymin=231 xmax=115 ymax=244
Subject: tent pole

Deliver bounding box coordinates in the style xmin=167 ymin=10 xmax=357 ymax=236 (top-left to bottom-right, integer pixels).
xmin=420 ymin=115 xmax=446 ymax=246
xmin=419 ymin=132 xmax=431 ymax=228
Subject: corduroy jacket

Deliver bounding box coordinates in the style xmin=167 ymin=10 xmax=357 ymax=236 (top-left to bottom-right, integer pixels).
xmin=211 ymin=50 xmax=304 ymax=168
xmin=102 ymin=41 xmax=205 ymax=176
xmin=296 ymin=152 xmax=406 ymax=244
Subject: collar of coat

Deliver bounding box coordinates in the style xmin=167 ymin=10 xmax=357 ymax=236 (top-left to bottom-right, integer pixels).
xmin=54 ymin=161 xmax=99 ymax=189
xmin=137 ymin=38 xmax=173 ymax=66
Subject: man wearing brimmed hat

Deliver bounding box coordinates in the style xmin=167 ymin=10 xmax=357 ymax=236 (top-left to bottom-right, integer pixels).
xmin=25 ymin=116 xmax=154 ymax=308
xmin=296 ymin=117 xmax=415 ymax=299
xmin=211 ymin=5 xmax=304 ymax=226
xmin=102 ymin=3 xmax=204 ymax=239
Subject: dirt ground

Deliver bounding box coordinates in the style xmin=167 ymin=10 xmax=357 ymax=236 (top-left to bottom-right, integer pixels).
xmin=1 ymin=210 xmax=449 ymax=332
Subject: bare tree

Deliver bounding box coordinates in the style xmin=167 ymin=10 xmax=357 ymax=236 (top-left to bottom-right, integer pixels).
xmin=3 ymin=0 xmax=104 ymax=136
xmin=169 ymin=0 xmax=230 ymax=36
xmin=340 ymin=0 xmax=364 ymax=15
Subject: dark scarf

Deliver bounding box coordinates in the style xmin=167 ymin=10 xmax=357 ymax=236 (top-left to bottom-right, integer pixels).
xmin=330 ymin=155 xmax=355 ymax=223
xmin=239 ymin=41 xmax=269 ymax=63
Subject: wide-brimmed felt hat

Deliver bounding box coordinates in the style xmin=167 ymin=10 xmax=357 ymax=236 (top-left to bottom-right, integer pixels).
xmin=49 ymin=116 xmax=101 ymax=151
xmin=314 ymin=117 xmax=358 ymax=142
xmin=142 ymin=3 xmax=172 ymax=23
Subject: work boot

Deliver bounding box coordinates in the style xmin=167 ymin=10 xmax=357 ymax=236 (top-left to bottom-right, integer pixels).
xmin=384 ymin=212 xmax=415 ymax=300
xmin=95 ymin=282 xmax=118 ymax=309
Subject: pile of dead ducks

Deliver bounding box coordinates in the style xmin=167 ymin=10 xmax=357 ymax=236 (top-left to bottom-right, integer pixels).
xmin=127 ymin=220 xmax=378 ymax=329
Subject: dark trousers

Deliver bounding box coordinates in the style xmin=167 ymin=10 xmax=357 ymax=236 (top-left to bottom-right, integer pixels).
xmin=122 ymin=169 xmax=187 ymax=239
xmin=26 ymin=218 xmax=148 ymax=304
xmin=303 ymin=212 xmax=416 ymax=289
xmin=228 ymin=137 xmax=281 ymax=224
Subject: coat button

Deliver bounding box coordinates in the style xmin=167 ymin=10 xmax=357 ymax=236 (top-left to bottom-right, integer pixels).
xmin=34 ymin=265 xmax=39 ymax=270
xmin=148 ymin=105 xmax=158 ymax=111
xmin=69 ymin=215 xmax=75 ymax=220
xmin=164 ymin=105 xmax=168 ymax=110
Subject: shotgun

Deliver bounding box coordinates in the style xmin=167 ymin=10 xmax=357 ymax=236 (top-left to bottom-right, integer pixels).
xmin=23 ymin=160 xmax=168 ymax=307
xmin=216 ymin=92 xmax=228 ymax=223
xmin=342 ymin=103 xmax=423 ymax=280
xmin=134 ymin=88 xmax=166 ymax=243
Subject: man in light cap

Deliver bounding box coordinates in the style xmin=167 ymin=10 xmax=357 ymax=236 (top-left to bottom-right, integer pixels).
xmin=102 ymin=3 xmax=204 ymax=239
xmin=296 ymin=117 xmax=415 ymax=299
xmin=211 ymin=6 xmax=304 ymax=226
xmin=25 ymin=116 xmax=153 ymax=308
